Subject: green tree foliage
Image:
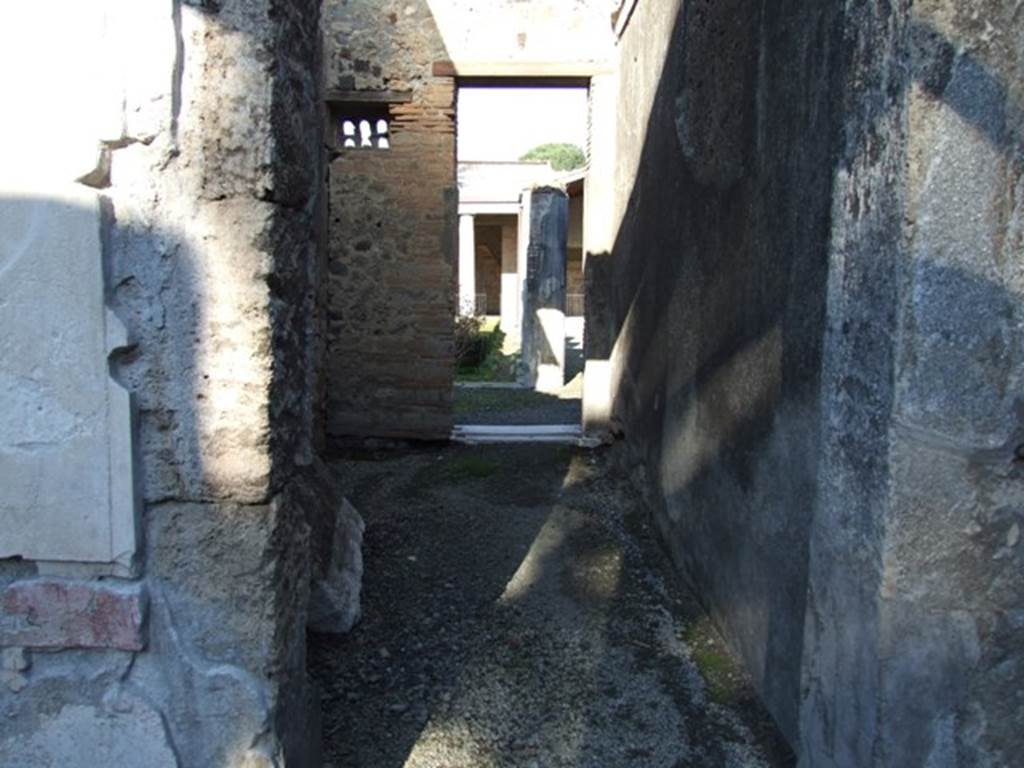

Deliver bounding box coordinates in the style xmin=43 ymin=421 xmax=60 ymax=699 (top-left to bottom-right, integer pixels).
xmin=519 ymin=142 xmax=586 ymax=171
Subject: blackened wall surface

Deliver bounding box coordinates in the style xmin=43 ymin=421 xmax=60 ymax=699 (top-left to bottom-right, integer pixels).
xmin=802 ymin=1 xmax=1024 ymax=765
xmin=605 ymin=0 xmax=1024 ymax=764
xmin=608 ymin=0 xmax=843 ymax=744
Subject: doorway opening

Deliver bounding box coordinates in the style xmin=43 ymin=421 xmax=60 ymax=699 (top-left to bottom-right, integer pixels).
xmin=453 ymin=81 xmax=590 ymax=442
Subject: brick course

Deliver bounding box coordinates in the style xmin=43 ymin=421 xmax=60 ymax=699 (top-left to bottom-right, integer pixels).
xmin=326 ymin=80 xmax=457 ymax=440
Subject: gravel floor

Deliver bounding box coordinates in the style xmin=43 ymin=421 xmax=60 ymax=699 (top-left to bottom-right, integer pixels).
xmin=309 ymin=444 xmax=794 ymax=767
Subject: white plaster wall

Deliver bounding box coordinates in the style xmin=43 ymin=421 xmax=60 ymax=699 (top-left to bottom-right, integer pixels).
xmin=0 ymin=2 xmax=169 ymax=572
xmin=426 ymin=0 xmax=615 ymax=70
xmin=0 ymin=190 xmax=136 ymax=571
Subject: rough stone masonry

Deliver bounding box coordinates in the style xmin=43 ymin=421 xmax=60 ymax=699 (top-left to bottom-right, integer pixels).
xmin=321 ymin=0 xmax=457 ymax=442
xmin=0 ymin=2 xmax=361 ymax=766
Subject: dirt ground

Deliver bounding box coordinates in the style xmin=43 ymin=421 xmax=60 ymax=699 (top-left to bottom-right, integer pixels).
xmin=309 ymin=443 xmax=795 ymax=768
xmin=453 ymin=385 xmax=582 ymax=426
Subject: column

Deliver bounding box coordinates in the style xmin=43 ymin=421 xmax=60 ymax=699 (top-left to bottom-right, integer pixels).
xmin=519 ymin=187 xmax=569 ymax=393
xmin=516 ymin=191 xmax=531 ymax=336
xmin=458 ymin=214 xmax=476 ymax=316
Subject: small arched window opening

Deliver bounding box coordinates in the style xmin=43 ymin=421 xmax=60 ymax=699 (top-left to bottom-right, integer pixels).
xmin=331 ymin=103 xmax=391 ymax=150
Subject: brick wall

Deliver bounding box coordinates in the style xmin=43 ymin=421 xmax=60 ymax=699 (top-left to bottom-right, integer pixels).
xmin=325 ymin=80 xmax=457 ymax=440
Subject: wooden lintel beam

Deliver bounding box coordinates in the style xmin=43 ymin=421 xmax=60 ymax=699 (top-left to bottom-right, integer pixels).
xmin=325 ymin=89 xmax=413 ymax=104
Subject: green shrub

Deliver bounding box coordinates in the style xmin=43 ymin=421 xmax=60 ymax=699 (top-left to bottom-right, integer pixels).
xmin=519 ymin=142 xmax=586 ymax=171
xmin=454 ymin=315 xmax=488 ymax=368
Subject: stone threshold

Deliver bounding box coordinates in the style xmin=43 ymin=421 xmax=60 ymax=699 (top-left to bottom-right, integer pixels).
xmin=453 ymin=381 xmax=526 ymax=389
xmin=451 ymin=424 xmax=600 ymax=447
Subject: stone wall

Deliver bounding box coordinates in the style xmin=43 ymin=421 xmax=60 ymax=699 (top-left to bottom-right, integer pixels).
xmin=320 ymin=0 xmax=616 ymax=441
xmin=606 ymin=0 xmax=840 ymax=742
xmin=0 ymin=1 xmax=332 ymax=765
xmin=801 ymin=2 xmax=1024 ymax=765
xmin=322 ymin=0 xmax=456 ymax=441
xmin=323 ymin=0 xmax=456 ymax=442
xmin=600 ymin=0 xmax=1022 ymax=764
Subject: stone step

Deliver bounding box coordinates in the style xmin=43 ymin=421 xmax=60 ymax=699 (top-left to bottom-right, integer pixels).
xmin=451 ymin=424 xmax=600 ymax=447
xmin=453 ymin=381 xmax=526 ymax=389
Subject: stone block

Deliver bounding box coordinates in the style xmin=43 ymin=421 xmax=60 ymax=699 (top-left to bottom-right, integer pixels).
xmin=0 ymin=186 xmax=138 ymax=574
xmin=0 ymin=579 xmax=146 ymax=651
xmin=308 ymin=497 xmax=365 ymax=633
xmin=287 ymin=458 xmax=365 ymax=634
xmin=147 ymin=502 xmax=283 ymax=668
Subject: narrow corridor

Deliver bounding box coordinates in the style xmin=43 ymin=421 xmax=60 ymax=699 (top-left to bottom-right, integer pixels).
xmin=310 ymin=445 xmax=794 ymax=767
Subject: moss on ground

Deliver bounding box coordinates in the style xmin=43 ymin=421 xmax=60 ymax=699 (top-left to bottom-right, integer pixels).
xmin=440 ymin=455 xmax=501 ymax=481
xmin=684 ymin=619 xmax=745 ymax=705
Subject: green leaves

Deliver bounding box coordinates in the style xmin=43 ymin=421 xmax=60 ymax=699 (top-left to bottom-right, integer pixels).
xmin=519 ymin=143 xmax=586 ymax=171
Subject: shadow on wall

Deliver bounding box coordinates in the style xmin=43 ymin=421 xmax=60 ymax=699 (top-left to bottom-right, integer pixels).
xmin=586 ymin=0 xmax=1022 ymax=760
xmin=0 ymin=0 xmax=328 ymax=764
xmin=800 ymin=15 xmax=1024 ymax=766
xmin=911 ymin=18 xmax=1022 ymax=152
xmin=586 ymin=0 xmax=841 ymax=744
xmin=0 ymin=187 xmax=310 ymax=765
